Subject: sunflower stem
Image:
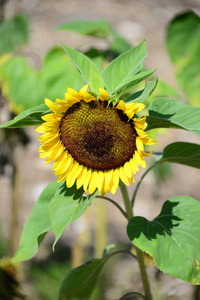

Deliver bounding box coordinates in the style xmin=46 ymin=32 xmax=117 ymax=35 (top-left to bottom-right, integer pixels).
xmin=119 ymin=181 xmax=153 ymax=300
xmin=131 ymin=161 xmax=159 ymax=208
xmin=96 ymin=195 xmax=127 ymax=218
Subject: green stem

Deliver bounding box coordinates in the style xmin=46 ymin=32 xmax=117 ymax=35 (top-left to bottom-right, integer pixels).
xmin=131 ymin=161 xmax=159 ymax=208
xmin=96 ymin=195 xmax=127 ymax=218
xmin=119 ymin=181 xmax=153 ymax=300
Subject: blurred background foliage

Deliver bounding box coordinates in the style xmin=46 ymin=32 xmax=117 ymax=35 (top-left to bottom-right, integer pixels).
xmin=0 ymin=4 xmax=200 ymax=300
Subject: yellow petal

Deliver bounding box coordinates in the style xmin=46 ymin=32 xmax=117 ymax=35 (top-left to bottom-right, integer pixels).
xmin=35 ymin=125 xmax=45 ymax=133
xmin=54 ymin=154 xmax=72 ymax=175
xmin=116 ymin=100 xmax=126 ymax=112
xmin=130 ymin=157 xmax=140 ymax=174
xmin=83 ymin=169 xmax=92 ymax=191
xmin=45 ymin=144 xmax=65 ymax=164
xmin=141 ymin=149 xmax=154 ymax=157
xmin=113 ymin=168 xmax=120 ymax=189
xmin=97 ymin=171 xmax=104 ymax=193
xmin=136 ymin=137 xmax=144 ymax=152
xmin=124 ymin=161 xmax=133 ymax=179
xmin=67 ymin=163 xmax=82 ymax=188
xmin=76 ymin=167 xmax=88 ymax=189
xmin=41 ymin=113 xmax=62 ymax=122
xmin=45 ymin=98 xmax=67 ymax=113
xmin=119 ymin=167 xmax=130 ymax=186
xmin=79 ymin=84 xmax=89 ymax=95
xmin=67 ymin=87 xmax=82 ymax=100
xmin=135 ymin=151 xmax=146 ymax=168
xmin=88 ymin=171 xmax=98 ymax=194
xmin=99 ymin=88 xmax=109 ymax=101
xmin=79 ymin=85 xmax=95 ymax=102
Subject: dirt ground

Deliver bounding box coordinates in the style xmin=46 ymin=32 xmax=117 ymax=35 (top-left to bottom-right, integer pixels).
xmin=1 ymin=0 xmax=200 ymax=299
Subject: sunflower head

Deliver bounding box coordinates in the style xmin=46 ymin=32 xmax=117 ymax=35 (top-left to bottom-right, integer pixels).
xmin=36 ymin=85 xmax=155 ymax=195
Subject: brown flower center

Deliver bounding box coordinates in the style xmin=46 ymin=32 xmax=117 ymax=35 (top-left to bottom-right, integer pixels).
xmin=60 ymin=100 xmax=137 ymax=170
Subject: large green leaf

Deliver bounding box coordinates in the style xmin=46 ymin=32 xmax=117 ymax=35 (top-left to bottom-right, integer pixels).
xmin=12 ymin=181 xmax=61 ymax=262
xmin=0 ymin=103 xmax=48 ymax=128
xmin=89 ymin=64 xmax=104 ymax=95
xmin=0 ymin=14 xmax=28 ymax=55
xmin=59 ymin=257 xmax=110 ymax=300
xmin=166 ymin=11 xmax=200 ymax=106
xmin=127 ymin=196 xmax=200 ymax=284
xmin=42 ymin=47 xmax=83 ymax=97
xmin=159 ymin=142 xmax=200 ymax=169
xmin=101 ymin=41 xmax=147 ymax=93
xmin=49 ymin=184 xmax=97 ymax=248
xmin=62 ymin=44 xmax=103 ymax=86
xmin=57 ymin=19 xmax=110 ymax=39
xmin=0 ymin=56 xmax=46 ymax=113
xmin=0 ymin=47 xmax=84 ymax=114
xmin=146 ymin=97 xmax=200 ymax=136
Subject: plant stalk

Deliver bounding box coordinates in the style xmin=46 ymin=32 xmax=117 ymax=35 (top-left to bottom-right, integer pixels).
xmin=119 ymin=181 xmax=153 ymax=300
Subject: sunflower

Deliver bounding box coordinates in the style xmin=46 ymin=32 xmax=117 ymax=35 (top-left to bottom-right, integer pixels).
xmin=36 ymin=85 xmax=155 ymax=195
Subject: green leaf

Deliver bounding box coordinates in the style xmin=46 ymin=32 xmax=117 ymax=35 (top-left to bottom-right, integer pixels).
xmin=101 ymin=41 xmax=147 ymax=93
xmin=0 ymin=56 xmax=46 ymax=113
xmin=89 ymin=64 xmax=104 ymax=95
xmin=0 ymin=14 xmax=28 ymax=55
xmin=62 ymin=43 xmax=102 ymax=85
xmin=159 ymin=142 xmax=200 ymax=169
xmin=114 ymin=68 xmax=156 ymax=97
xmin=12 ymin=181 xmax=61 ymax=262
xmin=57 ymin=19 xmax=110 ymax=39
xmin=127 ymin=196 xmax=200 ymax=284
xmin=166 ymin=11 xmax=200 ymax=106
xmin=59 ymin=256 xmax=110 ymax=300
xmin=49 ymin=185 xmax=97 ymax=248
xmin=42 ymin=47 xmax=83 ymax=97
xmin=0 ymin=47 xmax=83 ymax=114
xmin=124 ymin=79 xmax=158 ymax=103
xmin=146 ymin=97 xmax=200 ymax=136
xmin=0 ymin=104 xmax=48 ymax=128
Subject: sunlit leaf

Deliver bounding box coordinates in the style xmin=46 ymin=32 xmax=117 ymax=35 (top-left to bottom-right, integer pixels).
xmin=12 ymin=181 xmax=61 ymax=262
xmin=0 ymin=104 xmax=48 ymax=128
xmin=146 ymin=97 xmax=200 ymax=136
xmin=127 ymin=196 xmax=200 ymax=284
xmin=62 ymin=44 xmax=102 ymax=85
xmin=114 ymin=68 xmax=156 ymax=97
xmin=49 ymin=185 xmax=97 ymax=248
xmin=101 ymin=41 xmax=147 ymax=93
xmin=89 ymin=64 xmax=104 ymax=95
xmin=159 ymin=142 xmax=200 ymax=169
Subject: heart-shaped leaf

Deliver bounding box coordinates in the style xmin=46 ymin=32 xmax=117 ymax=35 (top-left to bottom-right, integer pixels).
xmin=127 ymin=196 xmax=200 ymax=284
